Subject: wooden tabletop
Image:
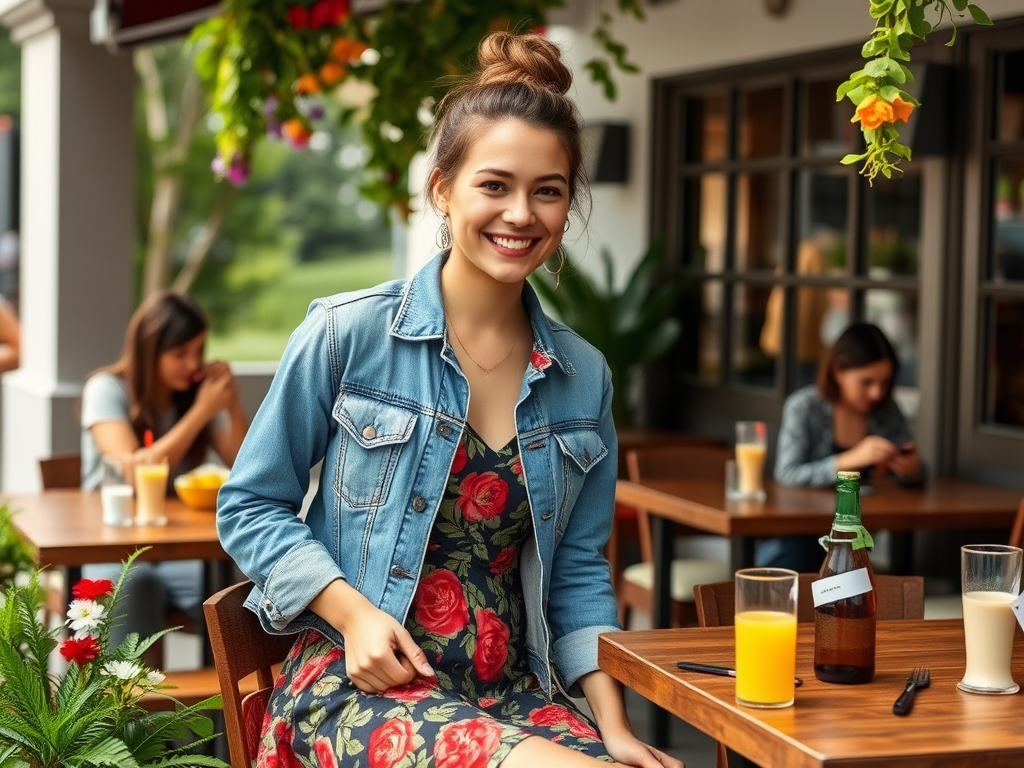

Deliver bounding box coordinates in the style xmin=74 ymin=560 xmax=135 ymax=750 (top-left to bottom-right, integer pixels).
xmin=600 ymin=619 xmax=1024 ymax=768
xmin=5 ymin=490 xmax=226 ymax=567
xmin=615 ymin=476 xmax=1023 ymax=537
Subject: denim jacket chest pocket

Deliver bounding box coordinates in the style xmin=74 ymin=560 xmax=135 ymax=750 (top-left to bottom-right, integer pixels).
xmin=551 ymin=428 xmax=608 ymax=542
xmin=332 ymin=391 xmax=418 ymax=508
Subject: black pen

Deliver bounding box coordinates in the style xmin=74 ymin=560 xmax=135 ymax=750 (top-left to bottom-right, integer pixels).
xmin=676 ymin=661 xmax=803 ymax=687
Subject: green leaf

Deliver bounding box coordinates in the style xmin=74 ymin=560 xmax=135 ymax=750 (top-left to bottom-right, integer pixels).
xmin=841 ymin=151 xmax=870 ymax=164
xmin=952 ymin=0 xmax=968 ymax=11
xmin=967 ymin=4 xmax=992 ymax=24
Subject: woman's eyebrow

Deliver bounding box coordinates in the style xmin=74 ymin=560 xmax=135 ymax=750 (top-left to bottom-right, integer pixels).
xmin=473 ymin=168 xmax=568 ymax=184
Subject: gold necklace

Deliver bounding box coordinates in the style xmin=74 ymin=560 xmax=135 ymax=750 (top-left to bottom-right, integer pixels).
xmin=445 ymin=314 xmax=520 ymax=376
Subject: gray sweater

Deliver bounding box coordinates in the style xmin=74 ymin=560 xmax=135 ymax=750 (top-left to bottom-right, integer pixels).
xmin=774 ymin=385 xmax=915 ymax=488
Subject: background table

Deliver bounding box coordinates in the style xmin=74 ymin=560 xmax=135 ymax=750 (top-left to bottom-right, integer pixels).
xmin=600 ymin=619 xmax=1024 ymax=768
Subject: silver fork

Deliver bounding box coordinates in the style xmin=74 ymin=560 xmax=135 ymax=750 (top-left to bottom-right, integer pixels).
xmin=892 ymin=667 xmax=931 ymax=715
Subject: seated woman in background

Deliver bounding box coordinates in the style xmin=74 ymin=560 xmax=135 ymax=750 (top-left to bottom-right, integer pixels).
xmin=80 ymin=290 xmax=247 ymax=645
xmin=757 ymin=322 xmax=923 ymax=571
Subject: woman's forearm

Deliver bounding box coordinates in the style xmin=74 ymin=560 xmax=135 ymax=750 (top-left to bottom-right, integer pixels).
xmin=578 ymin=669 xmax=633 ymax=738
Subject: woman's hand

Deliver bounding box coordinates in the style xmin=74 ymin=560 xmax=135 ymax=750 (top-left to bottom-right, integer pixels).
xmin=887 ymin=442 xmax=922 ymax=482
xmin=602 ymin=728 xmax=684 ymax=768
xmin=193 ymin=361 xmax=238 ymax=418
xmin=838 ymin=436 xmax=898 ymax=471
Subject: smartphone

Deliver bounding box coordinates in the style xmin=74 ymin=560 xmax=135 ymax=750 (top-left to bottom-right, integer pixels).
xmin=899 ymin=444 xmax=914 ymax=454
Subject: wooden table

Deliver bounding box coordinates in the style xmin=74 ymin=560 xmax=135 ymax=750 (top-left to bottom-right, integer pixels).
xmin=5 ymin=489 xmax=226 ymax=567
xmin=600 ymin=619 xmax=1024 ymax=768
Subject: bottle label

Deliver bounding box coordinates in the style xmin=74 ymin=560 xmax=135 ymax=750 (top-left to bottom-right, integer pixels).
xmin=811 ymin=567 xmax=873 ymax=608
xmin=1013 ymin=593 xmax=1024 ymax=632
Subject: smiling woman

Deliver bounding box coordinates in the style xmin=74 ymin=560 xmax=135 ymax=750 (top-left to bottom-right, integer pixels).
xmin=217 ymin=30 xmax=682 ymax=768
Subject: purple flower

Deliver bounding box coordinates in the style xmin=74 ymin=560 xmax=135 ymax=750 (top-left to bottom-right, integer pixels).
xmin=267 ymin=119 xmax=283 ymax=140
xmin=225 ymin=156 xmax=249 ymax=185
xmin=306 ymin=103 xmax=325 ymax=121
xmin=211 ymin=155 xmax=226 ymax=175
xmin=262 ymin=95 xmax=280 ymax=117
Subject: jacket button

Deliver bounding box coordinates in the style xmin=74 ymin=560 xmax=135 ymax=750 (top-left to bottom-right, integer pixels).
xmin=362 ymin=424 xmax=377 ymax=439
xmin=412 ymin=496 xmax=427 ymax=512
xmin=436 ymin=421 xmax=453 ymax=438
xmin=391 ymin=565 xmax=412 ymax=579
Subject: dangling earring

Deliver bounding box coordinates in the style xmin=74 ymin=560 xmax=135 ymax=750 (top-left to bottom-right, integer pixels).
xmin=436 ymin=214 xmax=451 ymax=250
xmin=543 ymin=244 xmax=567 ymax=288
xmin=563 ymin=219 xmax=571 ymax=234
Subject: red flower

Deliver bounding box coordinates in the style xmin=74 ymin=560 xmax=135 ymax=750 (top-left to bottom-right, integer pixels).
xmin=328 ymin=0 xmax=350 ymax=24
xmin=433 ymin=718 xmax=504 ymax=768
xmin=477 ymin=696 xmax=499 ymax=708
xmin=290 ymin=646 xmax=344 ymax=694
xmin=450 ymin=442 xmax=469 ymax=474
xmin=530 ymin=350 xmax=551 ymax=370
xmin=368 ymin=718 xmax=415 ymax=768
xmin=313 ymin=737 xmax=337 ymax=768
xmin=489 ymin=546 xmax=518 ymax=575
xmin=286 ymin=6 xmax=308 ymax=29
xmin=309 ymin=0 xmax=335 ymax=28
xmin=259 ymin=721 xmax=300 ymax=768
xmin=414 ymin=569 xmax=469 ymax=636
xmin=383 ymin=677 xmax=436 ymax=701
xmin=511 ymin=457 xmax=522 ymax=476
xmin=456 ymin=472 xmax=508 ymax=521
xmin=59 ymin=635 xmax=101 ymax=665
xmin=72 ymin=578 xmax=114 ymax=601
xmin=527 ymin=704 xmax=599 ymax=739
xmin=472 ymin=608 xmax=509 ymax=682
xmin=564 ymin=710 xmax=600 ymax=739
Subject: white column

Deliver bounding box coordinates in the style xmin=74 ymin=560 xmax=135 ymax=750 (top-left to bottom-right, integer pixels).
xmin=0 ymin=0 xmax=134 ymax=491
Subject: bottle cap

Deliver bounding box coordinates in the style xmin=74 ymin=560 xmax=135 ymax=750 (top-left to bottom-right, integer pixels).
xmin=837 ymin=471 xmax=861 ymax=480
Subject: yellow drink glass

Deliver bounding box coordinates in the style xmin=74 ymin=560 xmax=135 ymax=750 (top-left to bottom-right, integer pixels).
xmin=735 ymin=568 xmax=798 ymax=708
xmin=135 ymin=454 xmax=169 ymax=525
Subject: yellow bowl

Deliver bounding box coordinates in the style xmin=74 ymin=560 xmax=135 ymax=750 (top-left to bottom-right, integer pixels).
xmin=174 ymin=469 xmax=229 ymax=510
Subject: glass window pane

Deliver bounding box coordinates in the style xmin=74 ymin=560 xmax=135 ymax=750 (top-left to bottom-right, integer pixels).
xmin=996 ymin=50 xmax=1024 ymax=142
xmin=864 ymin=288 xmax=918 ymax=388
xmin=683 ymin=173 xmax=727 ymax=273
xmin=679 ymin=280 xmax=723 ymax=383
xmin=796 ymin=169 xmax=849 ymax=272
xmin=865 ymin=175 xmax=921 ymax=278
xmin=791 ymin=286 xmax=846 ymax=389
xmin=803 ymin=77 xmax=858 ymax=157
xmin=686 ymin=93 xmax=728 ymax=163
xmin=982 ymin=297 xmax=1024 ymax=429
xmin=740 ymin=85 xmax=785 ymax=159
xmin=994 ymin=156 xmax=1024 ymax=282
xmin=736 ymin=173 xmax=782 ymax=271
xmin=734 ymin=283 xmax=777 ymax=388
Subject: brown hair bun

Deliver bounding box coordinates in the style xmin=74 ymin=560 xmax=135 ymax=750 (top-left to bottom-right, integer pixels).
xmin=475 ymin=32 xmax=572 ymax=95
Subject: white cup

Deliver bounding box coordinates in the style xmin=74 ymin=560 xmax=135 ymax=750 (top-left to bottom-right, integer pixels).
xmin=100 ymin=454 xmax=134 ymax=527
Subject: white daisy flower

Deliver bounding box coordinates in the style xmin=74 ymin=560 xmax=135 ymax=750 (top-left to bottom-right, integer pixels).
xmin=146 ymin=670 xmax=166 ymax=685
xmin=102 ymin=660 xmax=140 ymax=680
xmin=66 ymin=599 xmax=105 ymax=632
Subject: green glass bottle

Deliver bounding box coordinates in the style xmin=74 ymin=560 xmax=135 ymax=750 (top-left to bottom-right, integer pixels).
xmin=813 ymin=471 xmax=877 ymax=684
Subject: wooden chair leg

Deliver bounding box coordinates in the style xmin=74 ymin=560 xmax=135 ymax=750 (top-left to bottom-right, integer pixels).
xmin=716 ymin=742 xmax=729 ymax=768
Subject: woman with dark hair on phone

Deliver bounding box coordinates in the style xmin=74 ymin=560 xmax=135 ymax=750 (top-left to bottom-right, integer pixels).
xmin=758 ymin=322 xmax=923 ymax=571
xmin=80 ymin=290 xmax=247 ymax=643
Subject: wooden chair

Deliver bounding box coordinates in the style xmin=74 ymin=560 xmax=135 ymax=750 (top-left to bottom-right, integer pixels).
xmin=204 ymin=580 xmax=293 ymax=768
xmin=694 ymin=572 xmax=925 ymax=768
xmin=617 ymin=445 xmax=734 ymax=628
xmin=38 ymin=453 xmax=82 ymax=489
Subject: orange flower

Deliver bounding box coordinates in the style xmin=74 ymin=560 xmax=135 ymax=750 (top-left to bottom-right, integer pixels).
xmin=331 ymin=37 xmax=369 ymax=64
xmin=890 ymin=96 xmax=914 ymax=124
xmin=282 ymin=118 xmax=312 ymax=147
xmin=855 ymin=94 xmax=894 ymax=131
xmin=319 ymin=62 xmax=346 ymax=87
xmin=295 ymin=73 xmax=321 ymax=95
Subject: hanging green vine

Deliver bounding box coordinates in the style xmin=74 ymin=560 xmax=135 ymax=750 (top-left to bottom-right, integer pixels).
xmin=840 ymin=0 xmax=991 ymax=182
xmin=190 ymin=0 xmax=643 ymax=219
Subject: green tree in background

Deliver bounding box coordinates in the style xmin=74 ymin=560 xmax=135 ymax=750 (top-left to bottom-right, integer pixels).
xmin=0 ymin=32 xmax=19 ymax=119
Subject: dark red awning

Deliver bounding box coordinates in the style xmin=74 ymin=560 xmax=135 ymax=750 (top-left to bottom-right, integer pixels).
xmin=91 ymin=0 xmax=223 ymax=50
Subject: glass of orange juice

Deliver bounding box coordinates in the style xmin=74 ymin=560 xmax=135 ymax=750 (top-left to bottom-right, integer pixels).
xmin=733 ymin=421 xmax=767 ymax=501
xmin=134 ymin=451 xmax=169 ymax=526
xmin=735 ymin=567 xmax=798 ymax=708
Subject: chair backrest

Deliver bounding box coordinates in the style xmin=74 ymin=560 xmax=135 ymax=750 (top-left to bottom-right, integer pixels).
xmin=204 ymin=581 xmax=294 ymax=768
xmin=625 ymin=444 xmax=731 ymax=563
xmin=38 ymin=453 xmax=82 ymax=490
xmin=1010 ymin=498 xmax=1024 ymax=551
xmin=694 ymin=572 xmax=925 ymax=627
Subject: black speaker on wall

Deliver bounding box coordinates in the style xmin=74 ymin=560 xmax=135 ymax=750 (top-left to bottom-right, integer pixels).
xmin=0 ymin=119 xmax=19 ymax=234
xmin=583 ymin=122 xmax=630 ymax=183
xmin=903 ymin=62 xmax=955 ymax=156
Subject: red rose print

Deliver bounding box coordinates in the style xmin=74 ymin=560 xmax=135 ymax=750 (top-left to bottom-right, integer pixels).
xmin=528 ymin=704 xmax=570 ymax=728
xmin=473 ymin=608 xmax=509 ymax=682
xmin=415 ymin=569 xmax=469 ymax=636
xmin=71 ymin=578 xmax=114 ymax=601
xmin=451 ymin=442 xmax=469 ymax=474
xmin=261 ymin=721 xmax=300 ymax=768
xmin=313 ymin=737 xmax=337 ymax=768
xmin=489 ymin=546 xmax=518 ymax=575
xmin=511 ymin=457 xmax=523 ymax=476
xmin=433 ymin=718 xmax=504 ymax=768
xmin=286 ymin=631 xmax=312 ymax=662
xmin=530 ymin=350 xmax=551 ymax=370
xmin=290 ymin=647 xmax=344 ymax=694
xmin=59 ymin=635 xmax=100 ymax=665
xmin=456 ymin=472 xmax=508 ymax=521
xmin=368 ymin=718 xmax=415 ymax=768
xmin=564 ymin=710 xmax=600 ymax=740
xmin=477 ymin=696 xmax=499 ymax=709
xmin=383 ymin=677 xmax=435 ymax=702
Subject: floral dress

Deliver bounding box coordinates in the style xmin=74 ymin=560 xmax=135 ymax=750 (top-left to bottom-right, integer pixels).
xmin=256 ymin=424 xmax=612 ymax=768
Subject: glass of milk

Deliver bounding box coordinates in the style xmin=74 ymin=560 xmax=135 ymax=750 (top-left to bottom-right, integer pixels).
xmin=958 ymin=544 xmax=1022 ymax=695
xmin=100 ymin=454 xmax=134 ymax=527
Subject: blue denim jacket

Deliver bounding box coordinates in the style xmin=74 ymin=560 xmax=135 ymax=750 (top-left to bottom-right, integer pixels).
xmin=217 ymin=253 xmax=621 ymax=696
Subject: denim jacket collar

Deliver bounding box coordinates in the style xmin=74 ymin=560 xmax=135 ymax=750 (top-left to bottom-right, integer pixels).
xmin=390 ymin=251 xmax=574 ymax=376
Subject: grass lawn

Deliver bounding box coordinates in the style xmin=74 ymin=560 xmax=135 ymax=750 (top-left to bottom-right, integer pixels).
xmin=208 ymin=250 xmax=394 ymax=362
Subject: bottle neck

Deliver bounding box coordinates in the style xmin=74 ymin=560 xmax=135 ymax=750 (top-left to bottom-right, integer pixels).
xmin=833 ymin=484 xmax=862 ymax=528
